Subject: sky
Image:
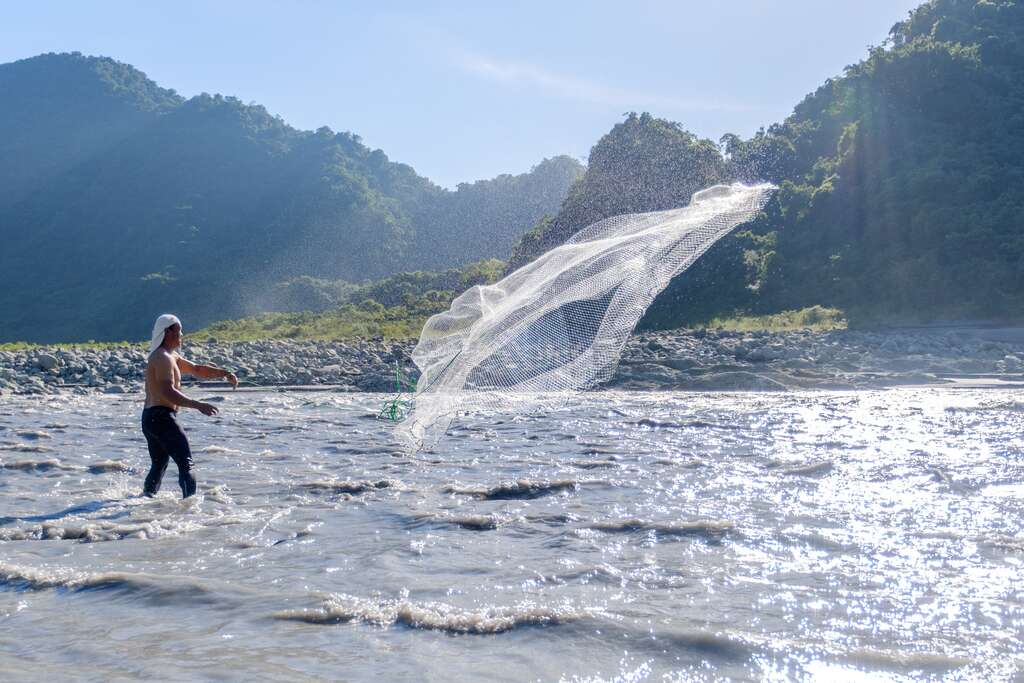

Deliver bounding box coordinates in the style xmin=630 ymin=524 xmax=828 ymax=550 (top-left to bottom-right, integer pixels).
xmin=3 ymin=1 xmax=924 ymax=188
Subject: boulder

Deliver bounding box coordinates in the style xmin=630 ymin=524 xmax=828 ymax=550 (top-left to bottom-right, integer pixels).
xmin=36 ymin=353 xmax=60 ymax=370
xmin=608 ymin=362 xmax=681 ymax=388
xmin=662 ymin=357 xmax=699 ymax=372
xmin=677 ymin=371 xmax=788 ymax=391
xmin=746 ymin=345 xmax=785 ymax=363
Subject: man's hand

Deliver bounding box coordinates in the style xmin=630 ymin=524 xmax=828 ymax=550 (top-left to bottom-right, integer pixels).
xmin=196 ymin=402 xmax=219 ymax=417
xmin=225 ymin=371 xmax=238 ymax=389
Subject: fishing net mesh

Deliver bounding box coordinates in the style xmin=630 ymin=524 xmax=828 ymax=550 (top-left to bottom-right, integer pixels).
xmin=403 ymin=183 xmax=775 ymax=448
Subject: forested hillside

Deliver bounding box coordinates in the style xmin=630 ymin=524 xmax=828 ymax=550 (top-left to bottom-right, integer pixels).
xmin=0 ymin=53 xmax=581 ymax=342
xmin=516 ymin=0 xmax=1024 ymax=328
xmin=0 ymin=52 xmax=183 ymax=209
xmin=7 ymin=0 xmax=1023 ymax=342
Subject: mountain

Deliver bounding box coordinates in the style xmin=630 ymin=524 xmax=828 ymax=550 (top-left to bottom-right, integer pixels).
xmin=414 ymin=155 xmax=586 ymax=270
xmin=514 ymin=0 xmax=1024 ymax=328
xmin=0 ymin=53 xmax=582 ymax=342
xmin=0 ymin=52 xmax=183 ymax=210
xmin=720 ymin=0 xmax=1024 ymax=325
xmin=508 ymin=113 xmax=727 ymax=271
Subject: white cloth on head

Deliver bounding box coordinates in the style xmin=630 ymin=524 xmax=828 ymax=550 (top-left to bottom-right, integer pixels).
xmin=148 ymin=314 xmax=182 ymax=353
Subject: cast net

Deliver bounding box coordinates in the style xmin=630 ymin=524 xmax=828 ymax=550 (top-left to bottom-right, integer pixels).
xmin=401 ymin=182 xmax=775 ymax=449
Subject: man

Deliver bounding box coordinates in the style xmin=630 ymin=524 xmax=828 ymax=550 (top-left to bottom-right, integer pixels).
xmin=142 ymin=314 xmax=238 ymax=498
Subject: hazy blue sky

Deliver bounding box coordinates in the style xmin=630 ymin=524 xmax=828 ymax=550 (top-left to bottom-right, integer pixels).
xmin=4 ymin=1 xmax=923 ymax=187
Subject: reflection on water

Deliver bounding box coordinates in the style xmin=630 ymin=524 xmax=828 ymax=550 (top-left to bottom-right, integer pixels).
xmin=0 ymin=389 xmax=1022 ymax=681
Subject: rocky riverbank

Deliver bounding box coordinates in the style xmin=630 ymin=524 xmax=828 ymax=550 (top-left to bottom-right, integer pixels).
xmin=613 ymin=327 xmax=1024 ymax=391
xmin=0 ymin=338 xmax=414 ymax=396
xmin=3 ymin=327 xmax=1024 ymax=396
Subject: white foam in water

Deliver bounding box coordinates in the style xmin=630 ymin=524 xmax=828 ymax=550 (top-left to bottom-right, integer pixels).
xmin=275 ymin=593 xmax=585 ymax=634
xmin=199 ymin=445 xmax=245 ymax=454
xmin=0 ymin=517 xmax=203 ymax=542
xmin=100 ymin=473 xmax=141 ymax=500
xmin=404 ymin=183 xmax=775 ymax=448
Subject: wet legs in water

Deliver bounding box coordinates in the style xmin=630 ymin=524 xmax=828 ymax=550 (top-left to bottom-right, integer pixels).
xmin=141 ymin=408 xmax=196 ymax=498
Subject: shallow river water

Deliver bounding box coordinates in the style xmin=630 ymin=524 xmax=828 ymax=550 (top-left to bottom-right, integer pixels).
xmin=0 ymin=389 xmax=1022 ymax=681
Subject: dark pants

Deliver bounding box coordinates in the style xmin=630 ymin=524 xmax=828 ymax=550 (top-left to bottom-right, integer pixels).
xmin=141 ymin=406 xmax=196 ymax=498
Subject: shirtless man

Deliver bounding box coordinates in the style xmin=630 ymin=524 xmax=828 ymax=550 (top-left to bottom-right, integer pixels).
xmin=142 ymin=314 xmax=238 ymax=498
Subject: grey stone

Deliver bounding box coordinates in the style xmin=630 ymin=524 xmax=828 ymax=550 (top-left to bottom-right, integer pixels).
xmin=613 ymin=363 xmax=681 ymax=387
xmin=677 ymin=371 xmax=789 ymax=391
xmin=746 ymin=346 xmax=785 ymax=363
xmin=662 ymin=357 xmax=699 ymax=372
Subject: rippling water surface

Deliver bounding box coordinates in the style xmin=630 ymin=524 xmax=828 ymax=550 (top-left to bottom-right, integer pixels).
xmin=0 ymin=389 xmax=1022 ymax=681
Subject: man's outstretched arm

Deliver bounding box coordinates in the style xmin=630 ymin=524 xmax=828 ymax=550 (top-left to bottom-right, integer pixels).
xmin=176 ymin=357 xmax=238 ymax=387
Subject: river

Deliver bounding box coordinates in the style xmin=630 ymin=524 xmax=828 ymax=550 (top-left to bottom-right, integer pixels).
xmin=1 ymin=389 xmax=1021 ymax=681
